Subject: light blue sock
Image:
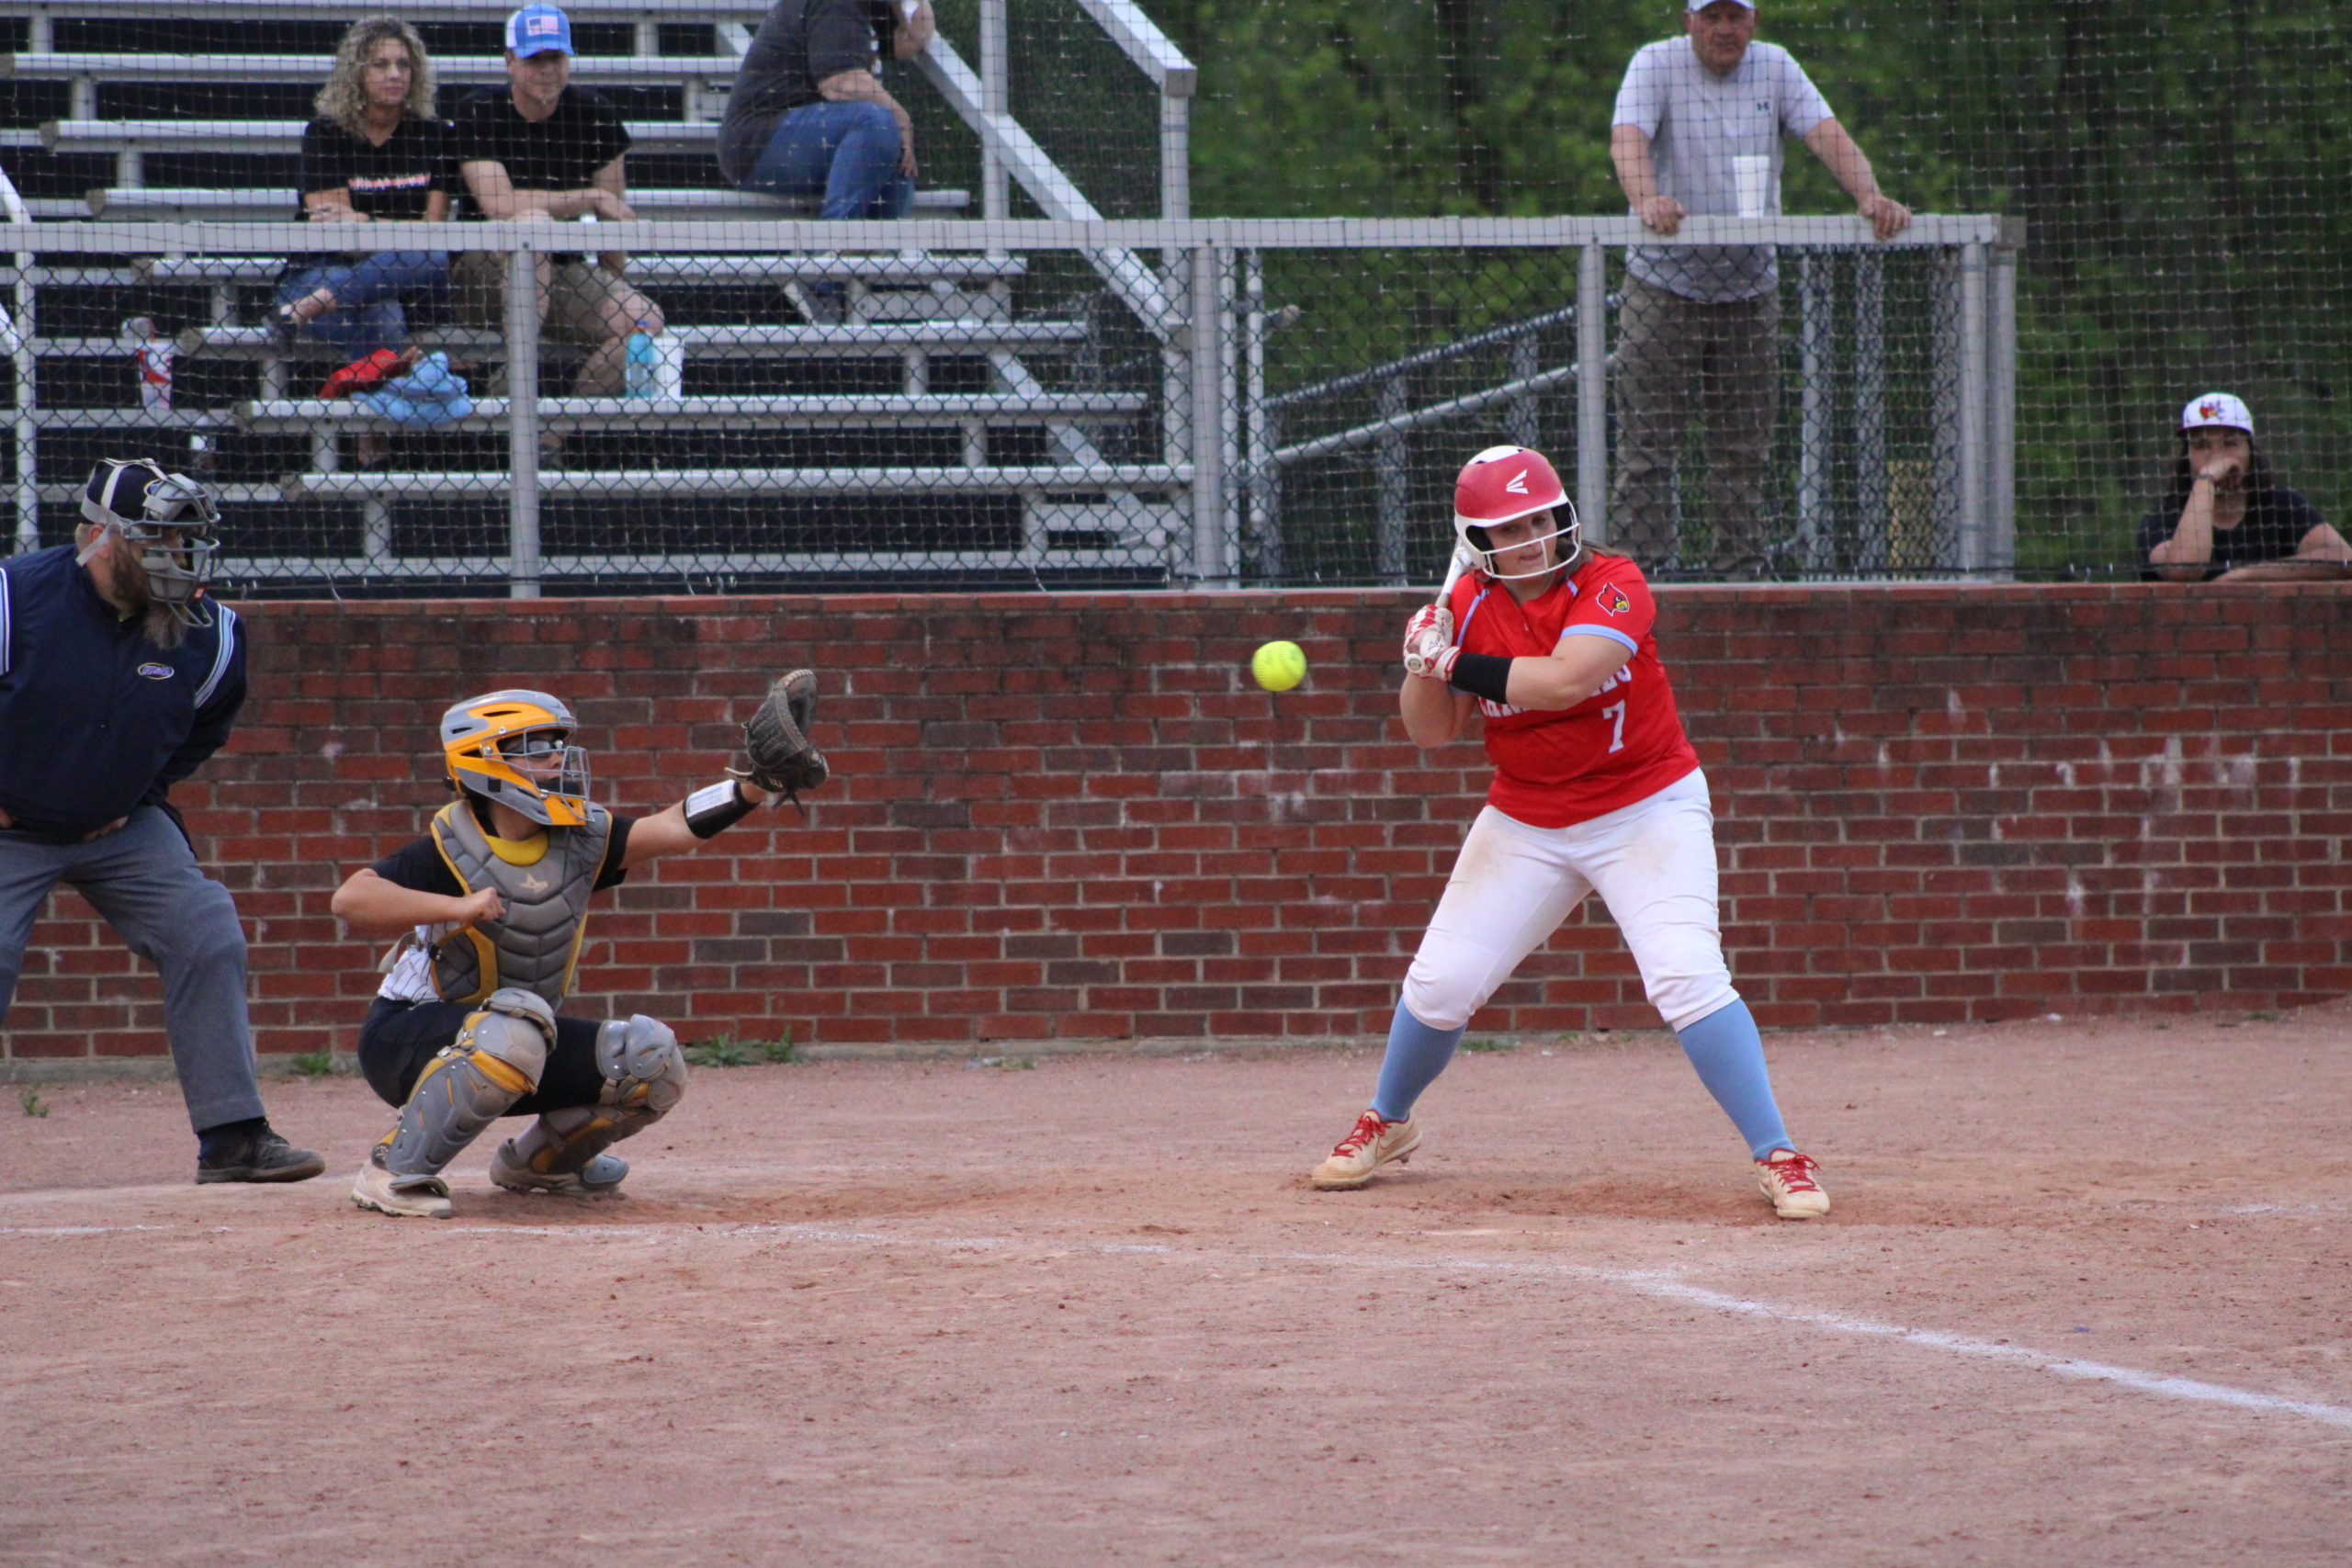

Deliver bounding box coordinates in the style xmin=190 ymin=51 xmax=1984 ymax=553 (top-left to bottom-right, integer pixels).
xmin=1674 ymin=998 xmax=1793 ymax=1159
xmin=1370 ymin=999 xmax=1466 ymax=1122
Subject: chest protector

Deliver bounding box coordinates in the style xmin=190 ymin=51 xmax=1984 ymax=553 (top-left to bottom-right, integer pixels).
xmin=427 ymin=800 xmax=613 ymax=1008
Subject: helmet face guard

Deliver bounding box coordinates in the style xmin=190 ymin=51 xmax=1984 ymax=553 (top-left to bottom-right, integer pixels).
xmin=1452 ymin=445 xmax=1579 ymax=581
xmin=440 ymin=690 xmax=594 ymax=829
xmin=77 ymin=459 xmax=223 ymax=626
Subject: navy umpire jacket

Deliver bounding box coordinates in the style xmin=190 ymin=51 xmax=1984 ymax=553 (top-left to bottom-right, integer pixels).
xmin=0 ymin=545 xmax=246 ymax=840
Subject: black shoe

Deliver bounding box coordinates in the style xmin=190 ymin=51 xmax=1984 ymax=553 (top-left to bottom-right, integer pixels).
xmin=196 ymin=1124 xmax=326 ymax=1184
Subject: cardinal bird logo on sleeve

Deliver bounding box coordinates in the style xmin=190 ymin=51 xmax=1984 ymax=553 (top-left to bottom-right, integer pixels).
xmin=1598 ymin=583 xmax=1632 ymax=616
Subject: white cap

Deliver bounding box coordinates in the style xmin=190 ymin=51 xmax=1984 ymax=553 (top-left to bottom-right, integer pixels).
xmin=1689 ymin=0 xmax=1756 ymax=9
xmin=2180 ymin=391 xmax=2253 ymax=435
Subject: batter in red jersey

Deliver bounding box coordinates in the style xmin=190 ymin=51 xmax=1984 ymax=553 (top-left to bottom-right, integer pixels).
xmin=1308 ymin=445 xmax=1827 ymax=1219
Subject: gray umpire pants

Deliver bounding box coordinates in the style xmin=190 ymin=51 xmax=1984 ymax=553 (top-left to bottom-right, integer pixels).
xmin=0 ymin=805 xmax=265 ymax=1134
xmin=1609 ymin=275 xmax=1781 ymax=581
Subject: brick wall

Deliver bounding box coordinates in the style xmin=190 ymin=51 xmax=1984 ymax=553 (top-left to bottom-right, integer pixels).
xmin=6 ymin=583 xmax=2348 ymax=1062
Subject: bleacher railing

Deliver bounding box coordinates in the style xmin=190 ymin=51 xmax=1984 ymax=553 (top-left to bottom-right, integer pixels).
xmin=0 ymin=214 xmax=2014 ymax=593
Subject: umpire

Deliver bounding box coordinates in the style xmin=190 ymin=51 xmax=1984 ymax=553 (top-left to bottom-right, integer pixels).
xmin=0 ymin=459 xmax=322 ymax=1183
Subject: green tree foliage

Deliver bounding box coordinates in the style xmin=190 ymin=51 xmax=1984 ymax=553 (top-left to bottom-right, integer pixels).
xmin=1130 ymin=0 xmax=2352 ymax=572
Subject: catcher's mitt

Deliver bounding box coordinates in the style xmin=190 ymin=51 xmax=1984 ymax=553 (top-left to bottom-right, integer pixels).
xmin=731 ymin=669 xmax=829 ymax=807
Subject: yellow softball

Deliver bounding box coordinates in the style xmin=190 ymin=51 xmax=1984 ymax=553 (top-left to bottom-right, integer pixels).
xmin=1250 ymin=640 xmax=1307 ymax=693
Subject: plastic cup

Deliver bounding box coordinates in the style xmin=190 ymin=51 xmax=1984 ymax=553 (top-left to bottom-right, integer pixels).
xmin=1734 ymin=155 xmax=1772 ymax=219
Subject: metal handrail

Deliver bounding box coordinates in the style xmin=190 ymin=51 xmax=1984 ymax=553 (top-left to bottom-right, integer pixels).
xmin=1269 ymin=304 xmax=1579 ymax=411
xmin=0 ymin=164 xmax=32 ymax=552
xmin=1071 ymin=0 xmax=1196 ymax=220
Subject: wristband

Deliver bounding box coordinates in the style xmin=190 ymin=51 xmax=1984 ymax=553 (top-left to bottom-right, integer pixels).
xmin=683 ymin=778 xmax=759 ymax=840
xmin=1446 ymin=652 xmax=1513 ymax=705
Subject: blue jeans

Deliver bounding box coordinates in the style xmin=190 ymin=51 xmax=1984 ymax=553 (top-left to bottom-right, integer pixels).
xmin=740 ymin=100 xmax=914 ymax=221
xmin=275 ymin=249 xmax=451 ymax=358
xmin=0 ymin=806 xmax=265 ymax=1133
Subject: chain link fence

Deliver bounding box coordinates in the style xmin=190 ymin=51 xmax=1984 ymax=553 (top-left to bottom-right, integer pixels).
xmin=0 ymin=216 xmax=2007 ymax=594
xmin=0 ymin=0 xmax=2027 ymax=592
xmin=1154 ymin=0 xmax=2352 ymax=581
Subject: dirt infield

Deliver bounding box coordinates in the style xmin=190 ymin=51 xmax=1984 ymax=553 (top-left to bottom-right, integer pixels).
xmin=4 ymin=1006 xmax=2349 ymax=1567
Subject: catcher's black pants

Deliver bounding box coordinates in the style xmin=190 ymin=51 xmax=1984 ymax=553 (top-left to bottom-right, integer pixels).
xmin=359 ymin=998 xmax=609 ymax=1115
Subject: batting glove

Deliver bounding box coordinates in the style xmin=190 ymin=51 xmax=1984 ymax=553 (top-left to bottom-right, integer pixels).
xmin=1400 ymin=604 xmax=1454 ymax=676
xmin=1402 ymin=626 xmax=1459 ymax=682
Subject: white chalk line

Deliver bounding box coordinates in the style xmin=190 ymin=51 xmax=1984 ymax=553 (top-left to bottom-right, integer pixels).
xmin=1591 ymin=1270 xmax=2352 ymax=1433
xmin=0 ymin=1224 xmax=180 ymax=1235
xmin=8 ymin=1216 xmax=2351 ymax=1434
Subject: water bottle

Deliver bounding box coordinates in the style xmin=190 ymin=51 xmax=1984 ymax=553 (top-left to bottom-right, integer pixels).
xmin=650 ymin=331 xmax=685 ymax=399
xmin=125 ymin=317 xmax=175 ymax=412
xmin=624 ymin=321 xmax=656 ymax=399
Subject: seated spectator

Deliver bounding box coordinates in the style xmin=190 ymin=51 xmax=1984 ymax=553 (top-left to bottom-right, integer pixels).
xmin=718 ymin=0 xmax=936 ymax=321
xmin=272 ymin=17 xmax=453 ymax=360
xmin=452 ymin=5 xmax=662 ymax=399
xmin=2140 ymin=393 xmax=2352 ymax=581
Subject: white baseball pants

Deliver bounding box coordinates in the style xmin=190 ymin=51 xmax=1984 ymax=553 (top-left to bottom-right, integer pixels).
xmin=1400 ymin=770 xmax=1737 ymax=1033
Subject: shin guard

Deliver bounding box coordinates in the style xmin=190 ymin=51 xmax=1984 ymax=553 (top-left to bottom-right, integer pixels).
xmin=379 ymin=989 xmax=556 ymax=1178
xmin=501 ymin=1014 xmax=687 ymax=1180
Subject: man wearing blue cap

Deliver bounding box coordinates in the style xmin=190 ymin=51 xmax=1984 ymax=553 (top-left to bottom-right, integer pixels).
xmin=452 ymin=5 xmax=664 ymax=397
xmin=1609 ymin=0 xmax=1910 ymax=580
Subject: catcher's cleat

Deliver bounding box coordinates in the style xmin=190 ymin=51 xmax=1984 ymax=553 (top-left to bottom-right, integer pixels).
xmin=194 ymin=1124 xmax=325 ymax=1184
xmin=350 ymin=1151 xmax=453 ymax=1219
xmin=488 ymin=1138 xmax=628 ymax=1197
xmin=1756 ymin=1148 xmax=1830 ymax=1220
xmin=1310 ymin=1111 xmax=1420 ymax=1190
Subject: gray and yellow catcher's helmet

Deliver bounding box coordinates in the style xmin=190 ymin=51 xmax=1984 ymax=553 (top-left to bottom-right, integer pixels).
xmin=440 ymin=689 xmax=594 ymax=828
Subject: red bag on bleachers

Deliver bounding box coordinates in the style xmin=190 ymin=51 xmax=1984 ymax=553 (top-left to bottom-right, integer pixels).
xmin=319 ymin=346 xmax=422 ymax=400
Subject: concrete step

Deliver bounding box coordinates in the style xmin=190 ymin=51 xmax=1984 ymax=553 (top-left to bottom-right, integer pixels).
xmin=87 ymin=186 xmax=972 ymax=221
xmin=0 ymin=0 xmax=766 ymax=23
xmin=48 ymin=118 xmax=733 ymax=157
xmin=238 ymin=391 xmax=1149 ymax=433
xmin=3 ymin=51 xmax=746 ymax=85
xmin=146 ymin=319 xmax=1085 ymax=362
xmin=281 ymin=461 xmax=1189 ymax=501
xmin=132 ymin=249 xmax=1022 ymax=287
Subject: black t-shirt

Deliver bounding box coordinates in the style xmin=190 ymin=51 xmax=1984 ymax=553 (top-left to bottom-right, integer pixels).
xmin=369 ymin=810 xmax=635 ymax=897
xmin=452 ymin=85 xmax=631 ymax=200
xmin=718 ymin=0 xmax=894 ymax=185
xmin=295 ymin=116 xmax=452 ymax=220
xmin=2134 ymin=485 xmax=2328 ymax=581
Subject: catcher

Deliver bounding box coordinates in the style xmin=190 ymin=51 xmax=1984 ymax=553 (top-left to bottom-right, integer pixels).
xmin=328 ymin=675 xmax=827 ymax=1218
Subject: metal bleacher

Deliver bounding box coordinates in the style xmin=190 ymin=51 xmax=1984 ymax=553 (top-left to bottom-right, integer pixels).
xmin=0 ymin=0 xmax=1204 ymax=591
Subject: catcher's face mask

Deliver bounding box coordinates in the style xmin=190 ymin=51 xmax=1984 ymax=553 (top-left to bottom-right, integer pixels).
xmin=440 ymin=689 xmax=594 ymax=829
xmin=77 ymin=458 xmax=224 ymax=626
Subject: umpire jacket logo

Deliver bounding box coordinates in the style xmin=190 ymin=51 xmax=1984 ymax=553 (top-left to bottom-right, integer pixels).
xmin=136 ymin=662 xmax=175 ymax=680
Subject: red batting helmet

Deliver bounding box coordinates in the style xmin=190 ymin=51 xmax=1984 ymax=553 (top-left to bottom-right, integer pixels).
xmin=1453 ymin=445 xmax=1577 ymax=580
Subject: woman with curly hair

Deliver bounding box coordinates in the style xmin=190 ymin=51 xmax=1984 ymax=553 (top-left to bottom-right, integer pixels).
xmin=2141 ymin=392 xmax=2351 ymax=581
xmin=271 ymin=17 xmax=454 ymax=359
